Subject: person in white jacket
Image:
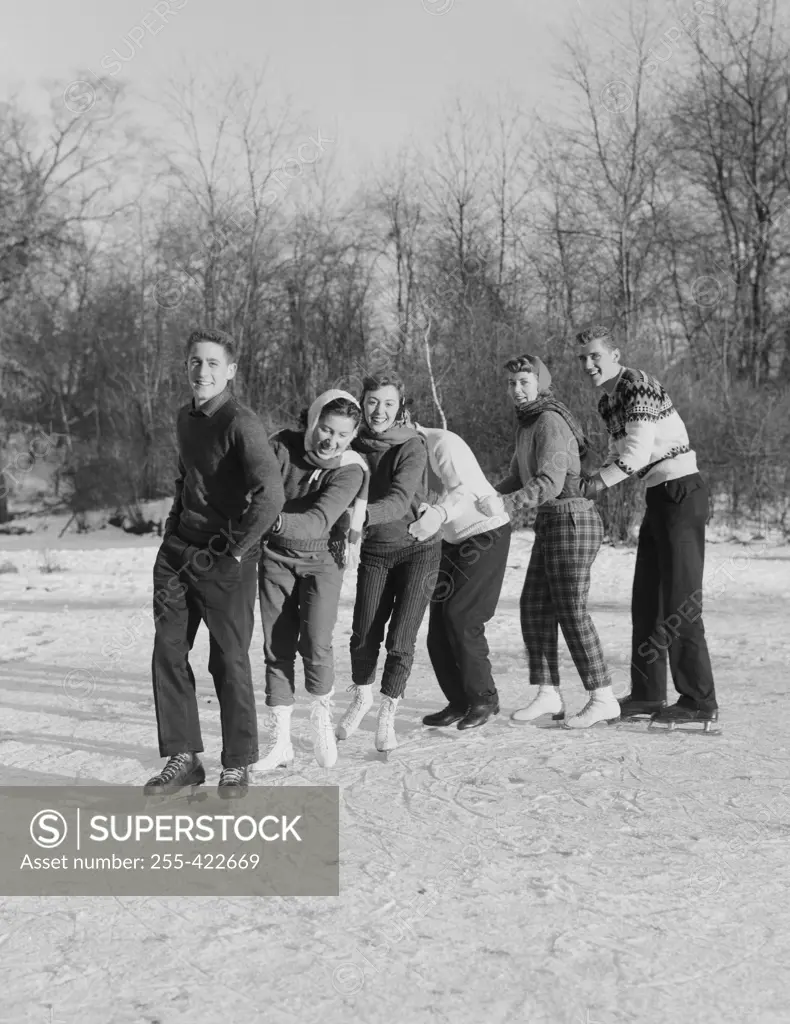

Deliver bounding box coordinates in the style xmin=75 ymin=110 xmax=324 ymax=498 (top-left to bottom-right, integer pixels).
xmin=407 ymin=420 xmax=511 ymax=730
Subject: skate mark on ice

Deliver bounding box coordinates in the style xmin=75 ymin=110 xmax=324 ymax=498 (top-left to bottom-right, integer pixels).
xmin=108 ymin=897 xmax=301 ymax=1023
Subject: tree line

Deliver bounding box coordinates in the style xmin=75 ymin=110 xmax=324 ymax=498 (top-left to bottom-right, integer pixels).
xmin=1 ymin=1 xmax=789 ymax=539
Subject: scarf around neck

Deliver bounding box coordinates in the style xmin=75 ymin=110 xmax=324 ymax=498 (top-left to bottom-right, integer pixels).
xmin=515 ymin=391 xmax=591 ymax=460
xmin=301 ymin=388 xmax=370 ymax=570
xmin=354 ymin=422 xmax=418 ymax=454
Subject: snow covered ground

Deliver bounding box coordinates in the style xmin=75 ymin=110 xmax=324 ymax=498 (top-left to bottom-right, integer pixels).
xmin=1 ymin=520 xmax=789 ymax=1024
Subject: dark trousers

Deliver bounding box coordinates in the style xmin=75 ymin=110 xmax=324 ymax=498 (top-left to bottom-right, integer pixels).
xmin=630 ymin=473 xmax=717 ymax=711
xmin=259 ymin=550 xmax=344 ymax=706
xmin=151 ymin=534 xmax=259 ymax=769
xmin=426 ymin=525 xmax=511 ymax=709
xmin=350 ymin=542 xmax=442 ymax=698
xmin=521 ymin=505 xmax=611 ymax=691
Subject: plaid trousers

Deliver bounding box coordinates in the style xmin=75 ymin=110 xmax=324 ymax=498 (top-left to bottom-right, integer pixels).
xmin=520 ymin=502 xmax=610 ymax=691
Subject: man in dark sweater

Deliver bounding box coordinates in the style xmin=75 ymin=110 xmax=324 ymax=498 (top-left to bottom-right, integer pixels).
xmin=144 ymin=328 xmax=284 ymax=798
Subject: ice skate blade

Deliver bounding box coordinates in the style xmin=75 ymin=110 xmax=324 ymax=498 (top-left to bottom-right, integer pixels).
xmin=648 ymin=719 xmax=722 ymax=735
xmin=217 ymin=787 xmax=248 ymax=801
xmin=144 ymin=784 xmax=207 ymax=808
xmin=249 ymin=760 xmax=294 ymax=781
xmin=509 ymin=710 xmax=565 ymax=726
xmin=562 ymin=716 xmax=621 ymax=731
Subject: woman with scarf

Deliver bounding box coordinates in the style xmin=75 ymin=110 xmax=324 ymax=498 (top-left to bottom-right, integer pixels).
xmin=254 ymin=390 xmax=369 ymax=773
xmin=335 ymin=371 xmax=441 ymax=753
xmin=477 ymin=354 xmax=618 ymax=728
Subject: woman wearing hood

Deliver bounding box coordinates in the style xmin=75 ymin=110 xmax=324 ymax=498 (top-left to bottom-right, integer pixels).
xmin=477 ymin=354 xmax=618 ymax=728
xmin=254 ymin=389 xmax=369 ymax=773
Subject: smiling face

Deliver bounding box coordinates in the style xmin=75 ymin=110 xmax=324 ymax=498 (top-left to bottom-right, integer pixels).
xmin=577 ymin=339 xmax=621 ymax=388
xmin=363 ymin=385 xmax=401 ymax=433
xmin=187 ymin=341 xmax=237 ymax=405
xmin=313 ymin=412 xmax=358 ymax=458
xmin=507 ymin=370 xmax=539 ymax=408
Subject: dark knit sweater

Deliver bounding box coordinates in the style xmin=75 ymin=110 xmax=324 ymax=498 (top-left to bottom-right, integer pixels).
xmin=164 ymin=389 xmax=284 ymax=561
xmin=266 ymin=429 xmax=365 ymax=555
xmin=354 ymin=435 xmax=433 ymax=552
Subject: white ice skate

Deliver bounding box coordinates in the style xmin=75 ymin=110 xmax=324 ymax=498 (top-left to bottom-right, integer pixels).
xmin=335 ymin=684 xmax=374 ymax=740
xmin=250 ymin=705 xmax=294 ymax=774
xmin=563 ymin=686 xmax=621 ymax=729
xmin=510 ymin=685 xmax=565 ymax=724
xmin=310 ymin=690 xmax=338 ymax=768
xmin=375 ymin=695 xmax=400 ymax=753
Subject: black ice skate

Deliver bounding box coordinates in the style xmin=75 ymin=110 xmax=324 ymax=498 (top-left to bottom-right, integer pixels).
xmin=457 ymin=702 xmax=500 ymax=730
xmin=618 ymin=696 xmax=667 ymax=720
xmin=648 ymin=704 xmax=721 ymax=735
xmin=143 ymin=753 xmax=205 ymax=797
xmin=217 ymin=765 xmax=249 ymax=799
xmin=423 ymin=705 xmax=468 ymax=727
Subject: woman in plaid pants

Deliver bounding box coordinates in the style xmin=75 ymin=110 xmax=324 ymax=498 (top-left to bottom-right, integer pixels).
xmin=478 ymin=354 xmax=618 ymax=728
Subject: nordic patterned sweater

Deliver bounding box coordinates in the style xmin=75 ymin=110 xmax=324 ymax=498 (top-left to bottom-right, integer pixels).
xmin=597 ymin=368 xmax=698 ymax=488
xmin=266 ymin=429 xmax=365 ymax=557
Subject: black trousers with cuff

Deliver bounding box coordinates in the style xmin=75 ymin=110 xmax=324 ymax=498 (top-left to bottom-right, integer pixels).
xmin=630 ymin=474 xmax=717 ymax=712
xmin=151 ymin=533 xmax=259 ymax=769
xmin=427 ymin=524 xmax=512 ymax=710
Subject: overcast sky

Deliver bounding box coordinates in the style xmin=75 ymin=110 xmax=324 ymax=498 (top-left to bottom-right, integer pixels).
xmin=1 ymin=0 xmax=641 ymax=177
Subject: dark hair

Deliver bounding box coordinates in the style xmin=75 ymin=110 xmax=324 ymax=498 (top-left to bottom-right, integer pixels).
xmin=360 ymin=371 xmax=405 ymax=397
xmin=186 ymin=328 xmax=236 ymax=359
xmin=575 ymin=325 xmax=617 ymax=352
xmin=320 ymin=397 xmax=362 ymax=425
xmin=504 ymin=354 xmax=540 ymax=374
xmin=299 ymin=397 xmax=362 ymax=431
xmin=359 ymin=371 xmax=408 ymax=425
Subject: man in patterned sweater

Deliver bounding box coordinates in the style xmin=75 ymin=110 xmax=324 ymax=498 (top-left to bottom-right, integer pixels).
xmin=576 ymin=325 xmax=719 ymax=729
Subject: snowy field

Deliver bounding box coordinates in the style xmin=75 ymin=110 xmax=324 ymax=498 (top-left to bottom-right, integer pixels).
xmin=1 ymin=519 xmax=790 ymax=1024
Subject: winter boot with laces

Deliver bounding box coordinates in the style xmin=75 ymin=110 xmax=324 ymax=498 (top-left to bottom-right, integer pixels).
xmin=510 ymin=685 xmax=565 ymax=724
xmin=563 ymin=686 xmax=621 ymax=729
xmin=250 ymin=705 xmax=295 ymax=775
xmin=143 ymin=752 xmax=205 ymax=797
xmin=335 ymin=684 xmax=373 ymax=740
xmin=310 ymin=689 xmax=338 ymax=768
xmin=218 ymin=765 xmax=249 ymax=798
xmin=375 ymin=695 xmax=400 ymax=753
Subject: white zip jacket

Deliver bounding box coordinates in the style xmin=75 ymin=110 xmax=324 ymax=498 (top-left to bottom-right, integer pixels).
xmin=417 ymin=426 xmax=510 ymax=543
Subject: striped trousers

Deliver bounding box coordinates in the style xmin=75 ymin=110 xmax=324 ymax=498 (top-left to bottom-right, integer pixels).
xmin=520 ymin=502 xmax=610 ymax=692
xmin=350 ymin=541 xmax=442 ymax=698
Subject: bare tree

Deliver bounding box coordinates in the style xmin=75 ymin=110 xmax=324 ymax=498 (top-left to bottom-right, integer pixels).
xmin=557 ymin=9 xmax=670 ymax=347
xmin=668 ymin=0 xmax=790 ymax=385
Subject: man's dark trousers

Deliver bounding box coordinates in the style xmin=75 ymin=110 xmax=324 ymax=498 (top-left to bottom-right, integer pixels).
xmin=427 ymin=524 xmax=511 ymax=709
xmin=152 ymin=533 xmax=259 ymax=768
xmin=630 ymin=473 xmax=717 ymax=711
